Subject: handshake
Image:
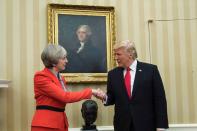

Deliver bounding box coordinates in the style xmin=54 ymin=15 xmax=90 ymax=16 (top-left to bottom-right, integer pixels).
xmin=92 ymin=89 xmax=106 ymax=101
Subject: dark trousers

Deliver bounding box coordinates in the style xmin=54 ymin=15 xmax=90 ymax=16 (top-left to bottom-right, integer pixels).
xmin=129 ymin=119 xmax=135 ymax=131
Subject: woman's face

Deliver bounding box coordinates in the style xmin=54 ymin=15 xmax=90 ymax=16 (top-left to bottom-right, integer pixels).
xmin=56 ymin=56 xmax=68 ymax=71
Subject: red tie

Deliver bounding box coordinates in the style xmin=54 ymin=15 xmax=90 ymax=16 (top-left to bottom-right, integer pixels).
xmin=124 ymin=67 xmax=131 ymax=98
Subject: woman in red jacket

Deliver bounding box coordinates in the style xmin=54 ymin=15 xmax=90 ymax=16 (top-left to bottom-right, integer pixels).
xmin=31 ymin=44 xmax=101 ymax=131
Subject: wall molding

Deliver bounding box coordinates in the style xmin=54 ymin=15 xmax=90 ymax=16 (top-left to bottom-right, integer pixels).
xmin=0 ymin=79 xmax=11 ymax=88
xmin=169 ymin=124 xmax=197 ymax=131
xmin=69 ymin=124 xmax=197 ymax=131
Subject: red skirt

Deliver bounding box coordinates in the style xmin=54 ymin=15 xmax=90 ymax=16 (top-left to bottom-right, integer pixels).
xmin=31 ymin=126 xmax=68 ymax=131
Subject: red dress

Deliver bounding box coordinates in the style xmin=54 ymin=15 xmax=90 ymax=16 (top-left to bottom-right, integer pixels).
xmin=31 ymin=68 xmax=92 ymax=131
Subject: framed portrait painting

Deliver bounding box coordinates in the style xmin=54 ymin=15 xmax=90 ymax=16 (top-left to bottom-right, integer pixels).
xmin=48 ymin=4 xmax=115 ymax=83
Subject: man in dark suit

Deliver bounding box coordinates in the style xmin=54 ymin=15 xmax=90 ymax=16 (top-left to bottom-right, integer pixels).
xmin=101 ymin=40 xmax=168 ymax=131
xmin=65 ymin=25 xmax=106 ymax=73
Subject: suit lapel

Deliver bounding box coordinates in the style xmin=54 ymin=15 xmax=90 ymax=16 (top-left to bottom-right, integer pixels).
xmin=43 ymin=68 xmax=62 ymax=88
xmin=132 ymin=61 xmax=143 ymax=99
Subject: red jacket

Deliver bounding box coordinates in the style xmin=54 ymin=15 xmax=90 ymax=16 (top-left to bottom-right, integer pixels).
xmin=31 ymin=68 xmax=92 ymax=130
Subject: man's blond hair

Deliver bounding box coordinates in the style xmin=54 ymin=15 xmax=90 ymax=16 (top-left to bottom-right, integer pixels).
xmin=114 ymin=40 xmax=138 ymax=59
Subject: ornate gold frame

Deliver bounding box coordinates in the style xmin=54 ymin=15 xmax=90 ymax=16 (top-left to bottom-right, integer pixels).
xmin=48 ymin=4 xmax=115 ymax=83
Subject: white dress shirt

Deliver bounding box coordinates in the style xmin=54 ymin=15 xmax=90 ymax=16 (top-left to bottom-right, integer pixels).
xmin=77 ymin=42 xmax=85 ymax=53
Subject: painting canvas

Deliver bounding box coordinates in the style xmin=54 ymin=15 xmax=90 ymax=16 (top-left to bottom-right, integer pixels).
xmin=48 ymin=4 xmax=115 ymax=83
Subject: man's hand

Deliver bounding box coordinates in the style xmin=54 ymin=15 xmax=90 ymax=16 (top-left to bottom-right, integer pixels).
xmin=92 ymin=88 xmax=106 ymax=100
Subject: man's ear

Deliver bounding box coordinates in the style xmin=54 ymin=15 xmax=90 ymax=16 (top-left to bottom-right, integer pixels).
xmin=128 ymin=53 xmax=132 ymax=59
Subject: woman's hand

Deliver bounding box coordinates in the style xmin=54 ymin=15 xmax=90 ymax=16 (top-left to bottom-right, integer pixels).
xmin=92 ymin=88 xmax=106 ymax=100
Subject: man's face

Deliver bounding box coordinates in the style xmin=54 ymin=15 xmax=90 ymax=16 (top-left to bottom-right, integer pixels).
xmin=77 ymin=28 xmax=89 ymax=42
xmin=114 ymin=48 xmax=132 ymax=68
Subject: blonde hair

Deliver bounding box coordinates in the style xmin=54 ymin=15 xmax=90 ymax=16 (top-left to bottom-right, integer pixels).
xmin=114 ymin=40 xmax=138 ymax=59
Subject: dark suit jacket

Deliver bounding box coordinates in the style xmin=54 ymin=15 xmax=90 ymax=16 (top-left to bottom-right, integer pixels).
xmin=105 ymin=61 xmax=168 ymax=131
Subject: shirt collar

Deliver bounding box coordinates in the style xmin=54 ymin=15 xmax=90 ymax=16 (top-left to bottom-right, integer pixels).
xmin=80 ymin=42 xmax=85 ymax=47
xmin=129 ymin=59 xmax=137 ymax=71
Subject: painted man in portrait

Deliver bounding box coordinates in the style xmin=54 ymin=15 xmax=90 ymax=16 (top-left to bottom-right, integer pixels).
xmin=65 ymin=25 xmax=107 ymax=73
